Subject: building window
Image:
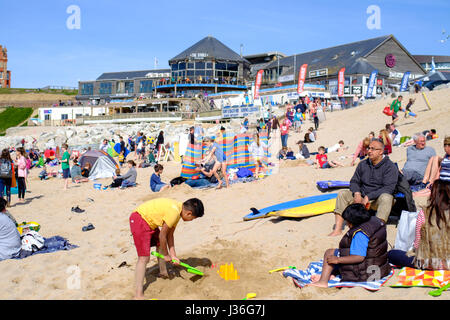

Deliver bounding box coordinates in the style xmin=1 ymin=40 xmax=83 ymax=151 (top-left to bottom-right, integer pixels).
xmin=125 ymin=81 xmax=134 ymax=94
xmin=195 ymin=62 xmax=205 ymax=69
xmin=187 ymin=63 xmax=194 ymax=69
xmin=179 ymin=62 xmax=186 ymax=70
xmin=171 ymin=64 xmax=178 ymax=71
xmin=99 ymin=82 xmax=112 ymax=95
xmin=227 ymin=63 xmax=238 ymax=71
xmin=139 ymin=80 xmax=153 ymax=93
xmin=206 ymin=62 xmax=213 ymax=69
xmin=215 ymin=62 xmax=227 ymax=70
xmin=61 ymin=114 xmax=69 ymax=120
xmin=81 ymin=83 xmax=94 ymax=96
xmin=44 ymin=115 xmax=50 ymax=121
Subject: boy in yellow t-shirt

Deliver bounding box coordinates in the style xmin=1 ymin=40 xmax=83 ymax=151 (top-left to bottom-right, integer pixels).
xmin=129 ymin=197 xmax=204 ymax=299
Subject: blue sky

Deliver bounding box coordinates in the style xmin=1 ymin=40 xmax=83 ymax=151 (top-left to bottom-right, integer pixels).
xmin=1 ymin=0 xmax=449 ymax=88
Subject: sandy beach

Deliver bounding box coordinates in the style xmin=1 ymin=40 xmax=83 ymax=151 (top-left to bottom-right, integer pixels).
xmin=0 ymin=88 xmax=449 ymax=300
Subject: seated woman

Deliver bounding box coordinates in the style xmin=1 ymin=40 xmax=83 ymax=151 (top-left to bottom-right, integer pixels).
xmin=351 ymin=137 xmax=370 ymax=166
xmin=71 ymin=159 xmax=88 ymax=183
xmin=115 ymin=160 xmax=137 ymax=189
xmin=379 ymin=129 xmax=392 ymax=155
xmin=308 ymin=203 xmax=391 ymax=287
xmin=388 ymin=177 xmax=449 ymax=270
xmin=0 ymin=198 xmax=22 ymax=261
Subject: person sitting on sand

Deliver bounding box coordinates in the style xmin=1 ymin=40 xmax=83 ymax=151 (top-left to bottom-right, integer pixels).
xmin=295 ymin=140 xmax=314 ymax=165
xmin=304 ymin=127 xmax=316 ymax=143
xmin=202 ymin=137 xmax=228 ymax=189
xmin=351 ymin=137 xmax=371 ymax=166
xmin=388 ymin=176 xmax=449 ymax=270
xmin=71 ymin=159 xmax=88 ymax=183
xmin=386 ymin=123 xmax=402 ymax=146
xmin=114 ymin=160 xmax=137 ymax=189
xmin=129 ymin=197 xmax=204 ymax=299
xmin=0 ymin=198 xmax=21 ymax=261
xmin=107 ymin=169 xmax=124 ymax=188
xmin=329 ymin=139 xmax=398 ymax=236
xmin=379 ymin=129 xmax=392 ymax=155
xmin=315 ymin=146 xmax=343 ymax=169
xmin=278 ymin=147 xmax=289 ymax=160
xmin=401 ymin=133 xmax=436 ymax=187
xmin=308 ymin=203 xmax=391 ymax=287
xmin=150 ymin=164 xmax=171 ymax=192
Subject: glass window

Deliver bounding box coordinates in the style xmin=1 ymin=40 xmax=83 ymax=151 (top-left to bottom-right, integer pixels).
xmin=171 ymin=64 xmax=178 ymax=71
xmin=206 ymin=70 xmax=213 ymax=77
xmin=195 ymin=70 xmax=205 ymax=76
xmin=223 ymin=71 xmax=230 ymax=77
xmin=61 ymin=114 xmax=69 ymax=120
xmin=187 ymin=70 xmax=194 ymax=77
xmin=139 ymin=80 xmax=153 ymax=93
xmin=206 ymin=62 xmax=213 ymax=69
xmin=179 ymin=62 xmax=186 ymax=70
xmin=215 ymin=62 xmax=227 ymax=70
xmin=81 ymin=83 xmax=94 ymax=95
xmin=99 ymin=82 xmax=112 ymax=95
xmin=187 ymin=63 xmax=194 ymax=69
xmin=227 ymin=63 xmax=238 ymax=71
xmin=125 ymin=81 xmax=134 ymax=93
xmin=195 ymin=62 xmax=205 ymax=69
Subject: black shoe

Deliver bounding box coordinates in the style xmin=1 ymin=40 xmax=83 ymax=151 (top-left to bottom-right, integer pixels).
xmin=71 ymin=206 xmax=85 ymax=213
xmin=82 ymin=223 xmax=95 ymax=232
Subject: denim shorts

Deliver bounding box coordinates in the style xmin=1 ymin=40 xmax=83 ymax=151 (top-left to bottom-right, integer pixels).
xmin=153 ymin=183 xmax=167 ymax=192
xmin=63 ymin=168 xmax=70 ymax=179
xmin=322 ymin=162 xmax=331 ymax=169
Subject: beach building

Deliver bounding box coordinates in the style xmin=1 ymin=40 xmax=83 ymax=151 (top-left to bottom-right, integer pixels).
xmin=413 ymin=55 xmax=450 ymax=72
xmin=0 ymin=45 xmax=11 ymax=88
xmin=254 ymin=35 xmax=426 ymax=105
xmin=77 ymin=36 xmax=251 ymax=105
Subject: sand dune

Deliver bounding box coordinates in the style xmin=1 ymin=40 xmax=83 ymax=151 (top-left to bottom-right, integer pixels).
xmin=0 ymin=88 xmax=449 ymax=300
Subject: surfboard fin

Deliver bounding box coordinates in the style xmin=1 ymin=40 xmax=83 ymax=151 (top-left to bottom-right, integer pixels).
xmin=250 ymin=208 xmax=260 ymax=215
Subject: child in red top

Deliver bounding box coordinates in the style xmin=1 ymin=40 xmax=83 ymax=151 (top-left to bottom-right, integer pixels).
xmin=315 ymin=146 xmax=344 ymax=169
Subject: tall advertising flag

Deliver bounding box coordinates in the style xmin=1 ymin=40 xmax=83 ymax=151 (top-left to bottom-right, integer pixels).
xmin=400 ymin=71 xmax=411 ymax=92
xmin=337 ymin=68 xmax=345 ymax=97
xmin=254 ymin=70 xmax=264 ymax=99
xmin=366 ymin=69 xmax=378 ymax=98
xmin=297 ymin=64 xmax=308 ymax=94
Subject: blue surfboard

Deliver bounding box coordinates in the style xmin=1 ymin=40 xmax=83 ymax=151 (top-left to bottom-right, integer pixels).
xmin=243 ymin=193 xmax=338 ymax=221
xmin=114 ymin=143 xmax=130 ymax=158
xmin=317 ymin=180 xmax=350 ymax=192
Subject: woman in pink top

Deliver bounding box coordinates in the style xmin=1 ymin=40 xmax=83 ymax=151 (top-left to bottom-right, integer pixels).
xmin=351 ymin=137 xmax=371 ymax=166
xmin=280 ymin=118 xmax=292 ymax=148
xmin=15 ymin=147 xmax=28 ymax=202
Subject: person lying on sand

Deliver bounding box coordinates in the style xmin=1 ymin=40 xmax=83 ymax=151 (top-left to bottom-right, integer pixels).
xmin=315 ymin=147 xmax=344 ymax=169
xmin=308 ymin=204 xmax=391 ymax=288
xmin=129 ymin=197 xmax=204 ymax=299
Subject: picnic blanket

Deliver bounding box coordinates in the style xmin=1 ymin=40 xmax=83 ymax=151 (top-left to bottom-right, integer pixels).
xmin=283 ymin=260 xmax=394 ymax=291
xmin=390 ymin=267 xmax=450 ymax=288
xmin=14 ymin=236 xmax=78 ymax=259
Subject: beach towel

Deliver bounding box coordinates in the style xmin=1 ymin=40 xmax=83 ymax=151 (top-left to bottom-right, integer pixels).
xmin=283 ymin=260 xmax=394 ymax=291
xmin=390 ymin=267 xmax=450 ymax=288
xmin=14 ymin=236 xmax=78 ymax=259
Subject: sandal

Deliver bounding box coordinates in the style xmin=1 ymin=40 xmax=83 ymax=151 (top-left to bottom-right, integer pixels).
xmin=82 ymin=223 xmax=95 ymax=232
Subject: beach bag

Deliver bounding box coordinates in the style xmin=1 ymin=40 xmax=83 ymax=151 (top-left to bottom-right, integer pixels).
xmin=0 ymin=159 xmax=12 ymax=178
xmin=383 ymin=106 xmax=394 ymax=116
xmin=236 ymin=167 xmax=253 ymax=178
xmin=394 ymin=210 xmax=418 ymax=252
xmin=21 ymin=230 xmax=45 ymax=253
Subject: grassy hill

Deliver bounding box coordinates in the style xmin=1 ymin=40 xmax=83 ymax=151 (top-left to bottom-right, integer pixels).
xmin=0 ymin=107 xmax=34 ymax=135
xmin=0 ymin=88 xmax=77 ymax=95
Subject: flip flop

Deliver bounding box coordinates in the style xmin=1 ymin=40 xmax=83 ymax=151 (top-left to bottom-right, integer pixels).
xmin=82 ymin=223 xmax=95 ymax=232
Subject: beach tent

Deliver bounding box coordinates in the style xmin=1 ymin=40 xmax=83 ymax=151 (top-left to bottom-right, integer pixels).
xmin=78 ymin=150 xmax=118 ymax=180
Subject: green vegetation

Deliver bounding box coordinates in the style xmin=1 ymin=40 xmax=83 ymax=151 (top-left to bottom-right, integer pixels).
xmin=0 ymin=88 xmax=77 ymax=96
xmin=0 ymin=107 xmax=34 ymax=134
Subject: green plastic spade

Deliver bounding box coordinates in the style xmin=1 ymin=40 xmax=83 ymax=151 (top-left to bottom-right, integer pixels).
xmin=151 ymin=251 xmax=204 ymax=276
xmin=428 ymin=283 xmax=450 ymax=297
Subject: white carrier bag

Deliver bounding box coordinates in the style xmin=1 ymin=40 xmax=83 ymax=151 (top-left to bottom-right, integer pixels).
xmin=394 ymin=210 xmax=418 ymax=252
xmin=21 ymin=230 xmax=45 ymax=253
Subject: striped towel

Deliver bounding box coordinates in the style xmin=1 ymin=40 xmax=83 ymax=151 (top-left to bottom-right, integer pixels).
xmin=283 ymin=260 xmax=394 ymax=291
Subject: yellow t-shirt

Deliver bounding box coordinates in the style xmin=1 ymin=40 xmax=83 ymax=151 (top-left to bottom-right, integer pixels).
xmin=136 ymin=198 xmax=182 ymax=230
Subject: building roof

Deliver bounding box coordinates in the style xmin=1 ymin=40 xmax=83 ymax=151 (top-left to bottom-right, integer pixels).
xmin=265 ymin=35 xmax=423 ymax=77
xmin=413 ymin=55 xmax=450 ymax=64
xmin=169 ymin=36 xmax=249 ymax=64
xmin=96 ymin=69 xmax=170 ymax=81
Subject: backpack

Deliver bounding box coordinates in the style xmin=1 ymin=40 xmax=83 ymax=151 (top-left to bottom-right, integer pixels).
xmin=0 ymin=159 xmax=12 ymax=178
xmin=21 ymin=230 xmax=45 ymax=253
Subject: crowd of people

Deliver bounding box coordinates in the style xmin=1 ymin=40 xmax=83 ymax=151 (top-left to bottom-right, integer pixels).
xmin=0 ymin=92 xmax=448 ymax=299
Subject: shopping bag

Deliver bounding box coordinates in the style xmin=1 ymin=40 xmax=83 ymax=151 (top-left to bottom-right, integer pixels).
xmin=394 ymin=210 xmax=418 ymax=252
